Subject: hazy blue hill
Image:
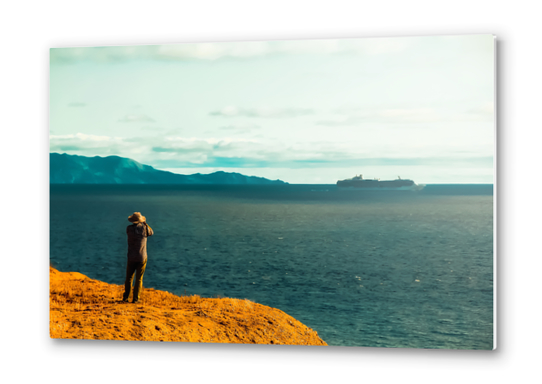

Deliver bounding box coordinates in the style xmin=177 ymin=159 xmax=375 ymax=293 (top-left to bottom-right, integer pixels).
xmin=50 ymin=153 xmax=287 ymax=185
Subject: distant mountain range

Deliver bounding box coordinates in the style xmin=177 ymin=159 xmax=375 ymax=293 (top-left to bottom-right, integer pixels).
xmin=50 ymin=153 xmax=287 ymax=185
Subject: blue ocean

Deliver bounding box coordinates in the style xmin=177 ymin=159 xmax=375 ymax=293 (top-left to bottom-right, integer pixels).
xmin=49 ymin=184 xmax=494 ymax=349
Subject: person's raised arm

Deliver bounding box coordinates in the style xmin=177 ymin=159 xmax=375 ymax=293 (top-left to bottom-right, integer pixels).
xmin=145 ymin=222 xmax=154 ymax=237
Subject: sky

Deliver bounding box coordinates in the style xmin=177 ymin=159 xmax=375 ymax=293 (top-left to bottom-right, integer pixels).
xmin=49 ymin=35 xmax=495 ymax=184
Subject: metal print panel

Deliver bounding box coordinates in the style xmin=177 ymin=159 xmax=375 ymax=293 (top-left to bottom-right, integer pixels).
xmin=49 ymin=35 xmax=495 ymax=349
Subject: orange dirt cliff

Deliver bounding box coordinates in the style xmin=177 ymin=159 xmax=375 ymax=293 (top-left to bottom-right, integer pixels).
xmin=49 ymin=267 xmax=327 ymax=345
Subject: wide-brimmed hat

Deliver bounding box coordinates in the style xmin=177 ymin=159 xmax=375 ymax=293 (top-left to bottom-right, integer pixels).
xmin=128 ymin=212 xmax=146 ymax=223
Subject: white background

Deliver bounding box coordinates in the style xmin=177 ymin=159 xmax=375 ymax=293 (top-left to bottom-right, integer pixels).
xmin=1 ymin=1 xmax=539 ymax=383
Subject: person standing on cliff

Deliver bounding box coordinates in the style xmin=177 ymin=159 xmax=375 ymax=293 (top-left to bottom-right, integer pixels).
xmin=122 ymin=212 xmax=154 ymax=304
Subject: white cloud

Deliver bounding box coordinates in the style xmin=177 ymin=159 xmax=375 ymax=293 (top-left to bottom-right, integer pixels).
xmin=155 ymin=137 xmax=259 ymax=152
xmin=50 ymin=133 xmax=120 ymax=142
xmin=210 ymin=106 xmax=314 ymax=118
xmin=219 ymin=124 xmax=260 ymax=133
xmin=49 ymin=133 xmax=127 ymax=154
xmin=317 ymin=108 xmax=441 ymax=126
xmin=50 ymin=37 xmax=413 ymax=63
xmin=317 ymin=105 xmax=496 ymax=126
xmin=157 ymin=42 xmax=270 ymax=60
xmin=49 ymin=130 xmax=492 ymax=177
xmin=156 ymin=38 xmax=411 ymax=60
xmin=378 ymin=108 xmax=439 ymax=122
xmin=465 ymin=102 xmax=494 ymax=120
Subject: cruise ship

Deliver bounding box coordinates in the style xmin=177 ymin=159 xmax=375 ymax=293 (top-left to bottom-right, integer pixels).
xmin=336 ymin=174 xmax=424 ymax=190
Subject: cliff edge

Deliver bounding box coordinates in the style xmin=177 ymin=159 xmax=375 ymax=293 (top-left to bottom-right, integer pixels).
xmin=49 ymin=267 xmax=327 ymax=345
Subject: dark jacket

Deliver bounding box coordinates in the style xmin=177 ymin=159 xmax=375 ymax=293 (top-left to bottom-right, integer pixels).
xmin=126 ymin=223 xmax=154 ymax=262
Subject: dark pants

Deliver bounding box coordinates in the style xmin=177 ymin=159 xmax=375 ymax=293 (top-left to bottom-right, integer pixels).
xmin=123 ymin=259 xmax=147 ymax=302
